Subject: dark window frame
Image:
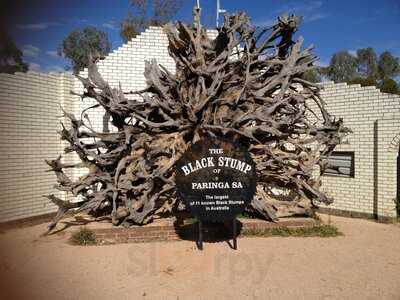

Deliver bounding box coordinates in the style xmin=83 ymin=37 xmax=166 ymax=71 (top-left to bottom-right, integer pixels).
xmin=321 ymin=151 xmax=355 ymax=178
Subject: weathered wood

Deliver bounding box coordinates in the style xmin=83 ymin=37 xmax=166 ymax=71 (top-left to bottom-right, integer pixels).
xmin=44 ymin=7 xmax=349 ymax=232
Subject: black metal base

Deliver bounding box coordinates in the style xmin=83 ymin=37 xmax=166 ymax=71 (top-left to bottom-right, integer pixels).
xmin=197 ymin=218 xmax=237 ymax=250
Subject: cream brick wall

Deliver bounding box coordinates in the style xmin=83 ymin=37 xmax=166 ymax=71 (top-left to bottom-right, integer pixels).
xmin=318 ymin=82 xmax=400 ymax=218
xmin=375 ymin=118 xmax=400 ymax=217
xmin=0 ymin=71 xmax=75 ymax=222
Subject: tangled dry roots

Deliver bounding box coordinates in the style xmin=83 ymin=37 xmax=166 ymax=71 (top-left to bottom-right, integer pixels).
xmin=45 ymin=7 xmax=349 ymax=232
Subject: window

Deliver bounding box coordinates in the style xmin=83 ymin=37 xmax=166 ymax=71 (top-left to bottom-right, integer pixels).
xmin=321 ymin=151 xmax=355 ymax=178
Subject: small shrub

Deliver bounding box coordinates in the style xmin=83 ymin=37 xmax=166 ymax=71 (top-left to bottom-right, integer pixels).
xmin=69 ymin=227 xmax=97 ymax=245
xmin=241 ymin=224 xmax=342 ymax=238
xmin=237 ymin=212 xmax=257 ymax=219
xmin=380 ymin=78 xmax=399 ymax=95
xmin=289 ymin=225 xmax=342 ymax=237
xmin=241 ymin=227 xmax=272 ymax=237
xmin=348 ymin=76 xmax=378 ymax=87
xmin=184 ymin=217 xmax=197 ymax=225
xmin=271 ymin=227 xmax=292 ymax=236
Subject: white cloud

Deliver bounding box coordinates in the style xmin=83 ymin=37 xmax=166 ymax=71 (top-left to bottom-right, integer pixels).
xmin=74 ymin=18 xmax=88 ymax=23
xmin=316 ymin=59 xmax=329 ymax=67
xmin=348 ymin=49 xmax=357 ymax=57
xmin=273 ymin=1 xmax=323 ymax=14
xmin=16 ymin=22 xmax=60 ymax=30
xmin=103 ymin=21 xmax=118 ymax=30
xmin=46 ymin=50 xmax=59 ymax=58
xmin=253 ymin=18 xmax=276 ymax=27
xmin=47 ymin=65 xmax=65 ymax=73
xmin=305 ymin=13 xmax=328 ymax=22
xmin=255 ymin=12 xmax=327 ymax=28
xmin=28 ymin=63 xmax=69 ymax=74
xmin=272 ymin=1 xmax=328 ymax=23
xmin=28 ymin=62 xmax=41 ymax=71
xmin=23 ymin=45 xmax=40 ymax=57
xmin=26 ymin=61 xmax=68 ymax=74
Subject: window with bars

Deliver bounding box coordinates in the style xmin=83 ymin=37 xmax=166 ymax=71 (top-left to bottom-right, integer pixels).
xmin=321 ymin=151 xmax=355 ymax=178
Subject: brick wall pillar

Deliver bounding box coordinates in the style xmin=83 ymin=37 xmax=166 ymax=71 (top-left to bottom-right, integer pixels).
xmin=376 ymin=118 xmax=399 ymax=219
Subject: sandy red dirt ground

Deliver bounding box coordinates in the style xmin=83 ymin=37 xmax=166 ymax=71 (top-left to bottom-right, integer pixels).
xmin=0 ymin=215 xmax=399 ymax=300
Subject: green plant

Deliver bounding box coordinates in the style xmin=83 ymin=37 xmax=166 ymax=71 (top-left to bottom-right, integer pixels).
xmin=241 ymin=224 xmax=342 ymax=238
xmin=184 ymin=217 xmax=197 ymax=224
xmin=69 ymin=227 xmax=97 ymax=245
xmin=59 ymin=26 xmax=111 ymax=73
xmin=237 ymin=212 xmax=257 ymax=219
xmin=380 ymin=78 xmax=399 ymax=94
xmin=271 ymin=227 xmax=292 ymax=236
xmin=348 ymin=76 xmax=378 ymax=87
xmin=291 ymin=225 xmax=341 ymax=237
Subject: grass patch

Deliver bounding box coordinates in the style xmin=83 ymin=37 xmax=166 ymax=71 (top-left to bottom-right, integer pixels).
xmin=69 ymin=227 xmax=97 ymax=245
xmin=183 ymin=217 xmax=198 ymax=225
xmin=241 ymin=224 xmax=342 ymax=238
xmin=237 ymin=212 xmax=257 ymax=219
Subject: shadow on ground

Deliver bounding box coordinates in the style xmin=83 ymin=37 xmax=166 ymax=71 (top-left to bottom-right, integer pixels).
xmin=174 ymin=219 xmax=243 ymax=247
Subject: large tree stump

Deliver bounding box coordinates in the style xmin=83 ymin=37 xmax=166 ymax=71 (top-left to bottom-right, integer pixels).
xmin=45 ymin=7 xmax=349 ymax=233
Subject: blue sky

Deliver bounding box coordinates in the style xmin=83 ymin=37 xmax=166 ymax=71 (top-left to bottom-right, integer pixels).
xmin=5 ymin=0 xmax=400 ymax=73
